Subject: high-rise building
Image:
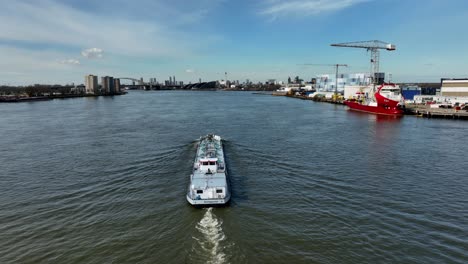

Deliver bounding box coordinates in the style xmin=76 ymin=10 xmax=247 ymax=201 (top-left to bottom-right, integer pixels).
xmin=85 ymin=74 xmax=98 ymax=94
xmin=109 ymin=76 xmax=114 ymax=94
xmin=169 ymin=76 xmax=172 ymax=85
xmin=101 ymin=76 xmax=114 ymax=94
xmin=114 ymin=78 xmax=121 ymax=93
xmin=173 ymin=76 xmax=176 ymax=85
xmin=101 ymin=76 xmax=108 ymax=94
xmin=149 ymin=77 xmax=157 ymax=84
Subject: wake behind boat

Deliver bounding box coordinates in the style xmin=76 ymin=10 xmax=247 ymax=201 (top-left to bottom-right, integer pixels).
xmin=187 ymin=134 xmax=231 ymax=206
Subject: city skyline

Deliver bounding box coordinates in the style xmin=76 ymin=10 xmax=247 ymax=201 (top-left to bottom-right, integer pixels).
xmin=1 ymin=0 xmax=468 ymax=85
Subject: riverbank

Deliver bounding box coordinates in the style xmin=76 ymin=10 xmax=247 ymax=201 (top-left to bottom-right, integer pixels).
xmin=276 ymin=93 xmax=468 ymax=120
xmin=405 ymin=104 xmax=468 ymax=120
xmin=284 ymin=94 xmax=345 ymax=104
xmin=0 ymin=93 xmax=126 ymax=103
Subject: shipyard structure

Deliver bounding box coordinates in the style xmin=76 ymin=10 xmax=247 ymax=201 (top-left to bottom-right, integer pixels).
xmin=412 ymin=78 xmax=468 ymax=104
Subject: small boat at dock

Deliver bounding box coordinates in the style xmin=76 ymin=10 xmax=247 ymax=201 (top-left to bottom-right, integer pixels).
xmin=187 ymin=134 xmax=230 ymax=206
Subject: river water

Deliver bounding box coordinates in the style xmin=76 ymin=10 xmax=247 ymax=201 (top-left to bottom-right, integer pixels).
xmin=0 ymin=91 xmax=467 ymax=263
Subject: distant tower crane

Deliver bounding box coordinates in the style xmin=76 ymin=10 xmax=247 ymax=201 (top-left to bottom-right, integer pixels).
xmin=331 ymin=40 xmax=396 ymax=86
xmin=299 ymin=63 xmax=347 ymax=98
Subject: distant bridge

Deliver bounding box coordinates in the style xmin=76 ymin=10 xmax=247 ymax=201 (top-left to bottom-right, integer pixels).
xmin=118 ymin=77 xmax=148 ymax=85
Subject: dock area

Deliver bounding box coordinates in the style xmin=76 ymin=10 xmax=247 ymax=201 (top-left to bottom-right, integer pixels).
xmin=405 ymin=104 xmax=468 ymax=120
xmin=285 ymin=94 xmax=345 ymax=104
xmin=276 ymin=93 xmax=468 ymax=120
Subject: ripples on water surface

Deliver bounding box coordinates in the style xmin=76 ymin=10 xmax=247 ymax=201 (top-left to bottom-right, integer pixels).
xmin=0 ymin=91 xmax=467 ymax=263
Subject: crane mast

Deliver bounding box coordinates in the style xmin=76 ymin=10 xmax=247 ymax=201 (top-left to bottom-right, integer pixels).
xmin=299 ymin=63 xmax=347 ymax=99
xmin=331 ymin=40 xmax=396 ymax=87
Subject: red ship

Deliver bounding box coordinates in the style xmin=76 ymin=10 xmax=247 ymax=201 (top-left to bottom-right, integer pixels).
xmin=344 ymin=83 xmax=405 ymax=116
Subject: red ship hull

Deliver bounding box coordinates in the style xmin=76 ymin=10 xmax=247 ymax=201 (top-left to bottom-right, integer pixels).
xmin=344 ymin=100 xmax=404 ymax=116
xmin=344 ymin=83 xmax=404 ymax=116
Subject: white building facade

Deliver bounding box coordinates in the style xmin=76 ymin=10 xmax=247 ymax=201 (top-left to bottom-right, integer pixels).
xmin=85 ymin=75 xmax=98 ymax=94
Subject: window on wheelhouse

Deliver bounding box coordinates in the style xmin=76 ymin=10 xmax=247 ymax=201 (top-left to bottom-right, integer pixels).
xmin=196 ymin=190 xmax=203 ymax=194
xmin=209 ymin=161 xmax=216 ymax=165
xmin=216 ymin=189 xmax=223 ymax=193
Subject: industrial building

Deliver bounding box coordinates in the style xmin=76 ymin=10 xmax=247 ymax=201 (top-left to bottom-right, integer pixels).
xmin=401 ymin=85 xmax=421 ymax=101
xmin=413 ymin=78 xmax=468 ymax=104
xmin=314 ymin=72 xmax=374 ymax=99
xmin=440 ymin=78 xmax=468 ymax=97
xmin=316 ymin=73 xmax=372 ymax=93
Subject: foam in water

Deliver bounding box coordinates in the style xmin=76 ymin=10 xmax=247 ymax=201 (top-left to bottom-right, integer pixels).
xmin=194 ymin=208 xmax=227 ymax=264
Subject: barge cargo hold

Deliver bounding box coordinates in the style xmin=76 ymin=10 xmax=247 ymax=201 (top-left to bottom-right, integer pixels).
xmin=187 ymin=134 xmax=231 ymax=206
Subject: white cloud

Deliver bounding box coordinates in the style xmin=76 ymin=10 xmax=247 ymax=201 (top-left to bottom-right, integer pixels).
xmin=260 ymin=0 xmax=370 ymax=17
xmin=0 ymin=0 xmax=226 ymax=84
xmin=0 ymin=0 xmax=222 ymax=58
xmin=185 ymin=69 xmax=196 ymax=73
xmin=81 ymin=48 xmax=103 ymax=59
xmin=59 ymin=59 xmax=81 ymax=65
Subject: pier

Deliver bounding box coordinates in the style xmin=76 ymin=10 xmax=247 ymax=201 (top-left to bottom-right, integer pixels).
xmin=405 ymin=105 xmax=468 ymax=120
xmin=276 ymin=93 xmax=468 ymax=120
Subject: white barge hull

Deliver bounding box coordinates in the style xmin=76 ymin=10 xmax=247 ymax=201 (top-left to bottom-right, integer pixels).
xmin=187 ymin=134 xmax=231 ymax=206
xmin=186 ymin=194 xmax=231 ymax=205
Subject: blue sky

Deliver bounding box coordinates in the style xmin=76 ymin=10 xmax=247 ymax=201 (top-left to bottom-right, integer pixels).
xmin=0 ymin=0 xmax=467 ymax=85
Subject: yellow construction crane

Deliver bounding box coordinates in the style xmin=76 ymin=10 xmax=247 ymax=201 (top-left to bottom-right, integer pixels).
xmin=331 ymin=40 xmax=396 ymax=86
